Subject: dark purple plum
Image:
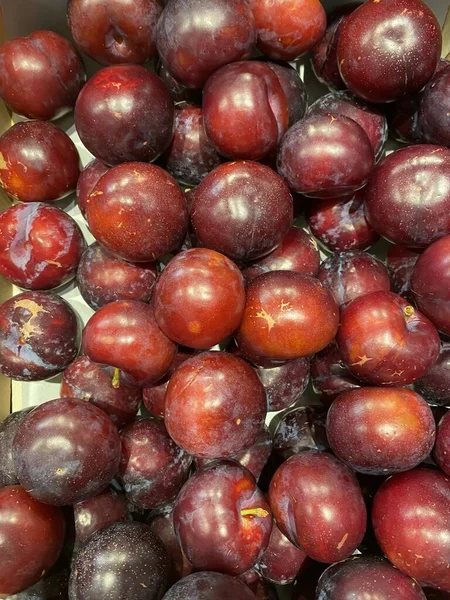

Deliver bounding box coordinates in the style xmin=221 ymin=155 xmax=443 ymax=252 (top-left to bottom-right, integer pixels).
xmin=69 ymin=522 xmax=170 ymax=599
xmin=434 ymin=411 xmax=450 ymax=476
xmin=13 ymin=398 xmax=121 ymax=506
xmin=414 ymin=344 xmax=450 ymax=406
xmin=76 ymin=160 xmax=110 ymax=218
xmin=0 ymin=291 xmax=78 ymax=381
xmin=0 ymin=409 xmax=30 ymax=488
xmin=266 ymin=62 xmax=308 ymax=126
xmin=255 ymin=358 xmax=310 ymax=412
xmin=420 ymin=65 xmax=450 ymax=147
xmin=162 ymin=572 xmax=257 ymax=600
xmin=310 ymin=342 xmax=361 ymax=404
xmin=387 ymin=245 xmax=423 ymax=300
xmin=272 ymin=405 xmax=329 ymax=459
xmin=257 ymin=521 xmax=307 ymax=585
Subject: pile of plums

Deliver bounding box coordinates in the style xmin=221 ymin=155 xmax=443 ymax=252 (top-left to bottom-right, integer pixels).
xmin=1 ymin=0 xmax=450 ymax=598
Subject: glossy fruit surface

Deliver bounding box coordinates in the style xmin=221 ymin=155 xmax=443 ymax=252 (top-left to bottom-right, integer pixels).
xmin=191 ymin=161 xmax=292 ymax=262
xmin=364 ymin=145 xmax=450 ymax=247
xmin=337 ymin=0 xmax=441 ymax=103
xmin=118 ymin=418 xmax=192 ymax=509
xmin=165 ymin=351 xmax=266 ymax=458
xmin=77 ymin=243 xmax=158 ymax=310
xmin=255 ymin=357 xmax=309 ymax=412
xmin=68 ymin=0 xmax=162 ymax=65
xmin=257 ymin=521 xmax=307 ymax=585
xmin=337 ymin=291 xmax=440 ymax=386
xmin=269 ymin=451 xmax=366 ymax=563
xmin=372 ymin=468 xmax=450 ymax=591
xmin=316 ymin=556 xmax=427 ymax=600
xmin=0 ymin=410 xmax=30 ymax=488
xmin=434 ymin=411 xmax=450 ymax=476
xmin=0 ymin=291 xmax=78 ymax=381
xmin=307 ymin=190 xmax=379 ymax=253
xmin=266 ymin=62 xmax=308 ymax=126
xmin=310 ymin=342 xmax=360 ymax=403
xmin=0 ymin=30 xmax=85 ymax=120
xmin=60 ymin=356 xmax=141 ymax=427
xmin=163 ymin=572 xmax=257 ymax=600
xmin=69 ymin=522 xmax=170 ymax=599
xmin=156 ymin=0 xmax=256 ymax=89
xmin=76 ymin=160 xmax=110 ymax=218
xmin=318 ymin=251 xmax=391 ymax=308
xmin=0 ymin=485 xmax=65 ymax=596
xmin=236 ymin=272 xmax=339 ymax=363
xmin=154 ymin=248 xmax=245 ymax=349
xmin=0 ymin=121 xmax=80 ymax=203
xmin=249 ymin=0 xmax=326 ymax=61
xmin=82 ymin=300 xmax=177 ymax=386
xmin=74 ymin=488 xmax=129 ymax=549
xmin=308 ymin=91 xmax=387 ymax=159
xmin=203 ymin=62 xmax=289 ymax=160
xmin=160 ymin=105 xmax=221 ymax=186
xmin=327 ymin=387 xmax=436 ymax=475
xmin=243 ymin=227 xmax=320 ymax=283
xmin=387 ymin=245 xmax=423 ymax=299
xmin=411 ymin=235 xmax=450 ymax=335
xmin=420 ymin=65 xmax=450 ymax=147
xmin=277 ymin=113 xmax=374 ymax=198
xmin=13 ymin=398 xmax=121 ymax=506
xmin=414 ymin=345 xmax=450 ymax=406
xmin=0 ymin=203 xmax=85 ymax=291
xmin=75 ymin=65 xmax=174 ymax=165
xmin=86 ymin=162 xmax=187 ymax=262
xmin=174 ymin=461 xmax=272 ymax=575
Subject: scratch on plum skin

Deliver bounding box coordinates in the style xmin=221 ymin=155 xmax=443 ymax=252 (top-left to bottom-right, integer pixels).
xmin=255 ymin=308 xmax=276 ymax=331
xmin=14 ymin=299 xmax=49 ymax=341
xmin=350 ymin=355 xmax=373 ymax=367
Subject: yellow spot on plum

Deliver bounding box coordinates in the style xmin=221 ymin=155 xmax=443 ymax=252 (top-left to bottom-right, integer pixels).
xmin=236 ymin=418 xmax=241 ymax=425
xmin=255 ymin=308 xmax=275 ymax=331
xmin=0 ymin=152 xmax=8 ymax=170
xmin=189 ymin=321 xmax=201 ymax=333
xmin=337 ymin=532 xmax=349 ymax=549
xmin=350 ymin=355 xmax=373 ymax=367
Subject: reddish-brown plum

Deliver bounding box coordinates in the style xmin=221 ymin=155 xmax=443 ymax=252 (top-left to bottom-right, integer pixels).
xmin=327 ymin=387 xmax=436 ymax=475
xmin=316 ymin=556 xmax=427 ymax=600
xmin=195 ymin=427 xmax=273 ymax=482
xmin=0 ymin=291 xmax=78 ymax=381
xmin=414 ymin=344 xmax=450 ymax=407
xmin=241 ymin=570 xmax=278 ymax=600
xmin=76 ymin=160 xmax=110 ymax=218
xmin=82 ymin=300 xmax=177 ymax=386
xmin=75 ymin=65 xmax=174 ymax=165
xmin=156 ymin=62 xmax=200 ymax=103
xmin=318 ymin=251 xmax=391 ymax=308
xmin=13 ymin=398 xmax=121 ymax=506
xmin=236 ymin=271 xmax=339 ymax=363
xmin=163 ymin=572 xmax=257 ymax=600
xmin=269 ymin=451 xmax=367 ymax=563
xmin=243 ymin=227 xmax=320 ymax=283
xmin=86 ymin=162 xmax=187 ymax=262
xmin=434 ymin=411 xmax=450 ymax=476
xmin=191 ymin=161 xmax=292 ymax=263
xmin=311 ymin=4 xmax=361 ymax=90
xmin=310 ymin=342 xmax=361 ymax=403
xmin=307 ymin=190 xmax=379 ymax=253
xmin=0 ymin=486 xmax=65 ymax=596
xmin=0 ymin=409 xmax=30 ymax=488
xmin=69 ymin=522 xmax=170 ymax=599
xmin=411 ymin=235 xmax=450 ymax=335
xmin=337 ymin=0 xmax=441 ymax=103
xmin=68 ymin=0 xmax=162 ymax=65
xmin=61 ymin=356 xmax=141 ymax=427
xmin=165 ymin=351 xmax=266 ymax=458
xmin=387 ymin=245 xmax=423 ymax=299
xmin=277 ymin=113 xmax=374 ymax=198
xmin=266 ymin=62 xmax=308 ymax=126
xmin=142 ymin=350 xmax=194 ymax=418
xmin=77 ymin=243 xmax=158 ymax=310
xmin=257 ymin=521 xmax=307 ymax=585
xmin=272 ymin=406 xmax=329 ymax=459
xmin=372 ymin=469 xmax=450 ymax=591
xmin=254 ymin=357 xmax=310 ymax=412
xmin=154 ymin=248 xmax=245 ymax=349
xmin=0 ymin=30 xmax=85 ymax=120
xmin=203 ymin=62 xmax=289 ymax=160
xmin=420 ymin=65 xmax=450 ymax=147
xmin=363 ymin=145 xmax=450 ymax=247
xmin=160 ymin=105 xmax=222 ymax=186
xmin=0 ymin=121 xmax=80 ymax=203
xmin=249 ymin=0 xmax=326 ymax=61
xmin=118 ymin=418 xmax=192 ymax=509
xmin=156 ymin=0 xmax=256 ymax=89
xmin=308 ymin=92 xmax=387 ymax=160
xmin=74 ymin=488 xmax=129 ymax=549
xmin=174 ymin=461 xmax=272 ymax=575
xmin=337 ymin=291 xmax=440 ymax=386
xmin=0 ymin=203 xmax=85 ymax=291
xmin=149 ymin=506 xmax=193 ymax=583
